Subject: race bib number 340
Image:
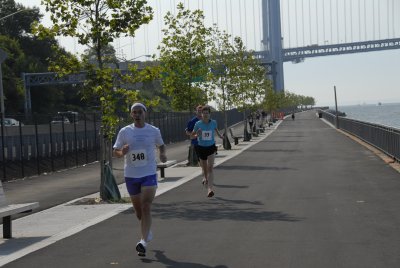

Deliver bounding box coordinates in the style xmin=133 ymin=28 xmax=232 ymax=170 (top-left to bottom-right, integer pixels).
xmin=129 ymin=149 xmax=148 ymax=167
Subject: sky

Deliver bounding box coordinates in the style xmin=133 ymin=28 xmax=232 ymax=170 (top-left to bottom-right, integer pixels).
xmin=15 ymin=0 xmax=400 ymax=107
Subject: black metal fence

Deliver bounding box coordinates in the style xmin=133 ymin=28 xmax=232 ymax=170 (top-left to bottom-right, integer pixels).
xmin=0 ymin=109 xmax=243 ymax=181
xmin=319 ymin=110 xmax=400 ymax=162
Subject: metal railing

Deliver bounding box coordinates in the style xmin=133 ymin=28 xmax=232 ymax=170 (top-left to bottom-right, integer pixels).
xmin=0 ymin=109 xmax=243 ymax=181
xmin=319 ymin=110 xmax=400 ymax=162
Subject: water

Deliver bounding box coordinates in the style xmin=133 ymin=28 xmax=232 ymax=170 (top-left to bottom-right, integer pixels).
xmin=335 ymin=103 xmax=400 ymax=129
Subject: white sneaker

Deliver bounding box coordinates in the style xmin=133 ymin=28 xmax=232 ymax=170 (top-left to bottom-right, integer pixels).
xmin=136 ymin=240 xmax=146 ymax=257
xmin=146 ymin=230 xmax=153 ymax=242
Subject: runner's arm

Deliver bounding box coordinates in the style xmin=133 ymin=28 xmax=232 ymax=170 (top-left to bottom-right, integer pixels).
xmin=113 ymin=144 xmax=129 ymax=158
xmin=158 ymin=144 xmax=167 ymax=163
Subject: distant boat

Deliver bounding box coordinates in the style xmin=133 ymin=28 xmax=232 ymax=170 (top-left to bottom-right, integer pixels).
xmin=378 ymin=102 xmax=382 ymax=106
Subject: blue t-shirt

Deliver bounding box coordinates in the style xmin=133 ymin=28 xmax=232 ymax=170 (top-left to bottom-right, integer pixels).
xmin=186 ymin=116 xmax=200 ymax=145
xmin=193 ymin=119 xmax=218 ymax=147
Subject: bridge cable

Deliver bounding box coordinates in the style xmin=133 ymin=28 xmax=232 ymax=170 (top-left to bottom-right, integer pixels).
xmin=287 ymin=0 xmax=291 ymax=47
xmin=387 ymin=0 xmax=390 ymax=38
xmin=239 ymin=0 xmax=243 ymax=43
xmin=330 ymin=0 xmax=333 ymax=43
xmin=156 ymin=0 xmax=161 ymax=46
xmin=308 ymin=0 xmax=312 ymax=45
xmin=244 ymin=0 xmax=248 ymax=46
xmin=336 ymin=0 xmax=339 ymax=43
xmin=344 ymin=0 xmax=347 ymax=43
xmin=216 ymin=0 xmax=219 ymax=27
xmin=358 ymin=0 xmax=361 ymax=41
xmin=392 ymin=0 xmax=395 ymax=37
xmin=294 ymin=0 xmax=298 ymax=47
xmin=315 ymin=0 xmax=319 ymax=44
xmin=225 ymin=0 xmax=229 ymax=35
xmin=378 ymin=0 xmax=381 ymax=39
xmin=372 ymin=0 xmax=375 ymax=40
xmin=350 ymin=0 xmax=353 ymax=42
xmin=364 ymin=0 xmax=367 ymax=40
xmin=253 ymin=0 xmax=257 ymax=50
xmin=258 ymin=0 xmax=262 ymax=50
xmin=302 ymin=0 xmax=305 ymax=46
xmin=211 ymin=0 xmax=215 ymax=26
xmin=230 ymin=0 xmax=234 ymax=44
xmin=322 ymin=0 xmax=326 ymax=45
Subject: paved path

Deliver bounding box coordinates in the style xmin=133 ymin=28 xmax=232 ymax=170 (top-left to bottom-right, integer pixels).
xmin=2 ymin=110 xmax=400 ymax=268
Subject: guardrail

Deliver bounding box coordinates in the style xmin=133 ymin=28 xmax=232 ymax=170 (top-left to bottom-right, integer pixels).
xmin=318 ymin=110 xmax=400 ymax=162
xmin=0 ymin=109 xmax=244 ymax=181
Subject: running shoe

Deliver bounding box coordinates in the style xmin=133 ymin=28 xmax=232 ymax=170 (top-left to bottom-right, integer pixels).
xmin=136 ymin=241 xmax=146 ymax=257
xmin=207 ymin=190 xmax=214 ymax=197
xmin=146 ymin=230 xmax=153 ymax=242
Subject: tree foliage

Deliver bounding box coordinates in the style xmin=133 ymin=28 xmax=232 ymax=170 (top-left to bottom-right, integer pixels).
xmin=263 ymin=89 xmax=315 ymax=113
xmin=0 ymin=0 xmax=64 ymax=114
xmin=33 ymin=0 xmax=155 ymax=138
xmin=0 ymin=0 xmax=41 ymax=37
xmin=158 ymin=3 xmax=210 ymax=111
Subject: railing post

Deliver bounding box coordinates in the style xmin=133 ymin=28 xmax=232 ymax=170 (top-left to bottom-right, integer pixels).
xmin=34 ymin=115 xmax=40 ymax=175
xmin=0 ymin=114 xmax=6 ymax=180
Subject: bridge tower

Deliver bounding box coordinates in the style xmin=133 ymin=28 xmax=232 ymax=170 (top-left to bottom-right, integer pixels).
xmin=262 ymin=0 xmax=284 ymax=92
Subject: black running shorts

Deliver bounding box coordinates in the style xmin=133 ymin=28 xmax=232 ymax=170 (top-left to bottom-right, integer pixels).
xmin=195 ymin=144 xmax=217 ymax=160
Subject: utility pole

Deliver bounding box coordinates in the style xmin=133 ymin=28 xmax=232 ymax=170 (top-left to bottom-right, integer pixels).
xmin=334 ymin=85 xmax=339 ymax=129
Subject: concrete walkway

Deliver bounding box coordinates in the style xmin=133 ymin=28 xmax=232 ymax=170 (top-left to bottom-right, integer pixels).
xmin=1 ymin=110 xmax=400 ymax=268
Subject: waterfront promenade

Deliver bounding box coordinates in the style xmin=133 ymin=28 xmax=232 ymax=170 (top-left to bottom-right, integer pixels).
xmin=1 ymin=110 xmax=400 ymax=268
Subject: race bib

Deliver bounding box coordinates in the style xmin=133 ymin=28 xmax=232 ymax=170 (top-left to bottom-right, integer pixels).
xmin=202 ymin=130 xmax=212 ymax=141
xmin=129 ymin=149 xmax=148 ymax=167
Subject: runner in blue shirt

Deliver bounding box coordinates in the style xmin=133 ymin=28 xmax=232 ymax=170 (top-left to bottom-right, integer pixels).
xmin=185 ymin=105 xmax=202 ymax=165
xmin=191 ymin=105 xmax=223 ymax=197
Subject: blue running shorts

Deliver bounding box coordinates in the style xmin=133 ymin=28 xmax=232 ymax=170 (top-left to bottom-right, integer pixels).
xmin=125 ymin=174 xmax=158 ymax=196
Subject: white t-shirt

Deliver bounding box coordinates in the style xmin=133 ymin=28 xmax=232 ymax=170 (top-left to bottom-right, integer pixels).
xmin=113 ymin=123 xmax=164 ymax=178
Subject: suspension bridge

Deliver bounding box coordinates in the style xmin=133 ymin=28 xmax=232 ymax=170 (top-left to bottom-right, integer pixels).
xmin=22 ymin=0 xmax=400 ymax=113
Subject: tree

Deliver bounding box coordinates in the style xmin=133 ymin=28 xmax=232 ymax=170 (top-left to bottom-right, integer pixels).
xmin=0 ymin=0 xmax=41 ymax=37
xmin=158 ymin=3 xmax=210 ymax=111
xmin=225 ymin=37 xmax=269 ymax=137
xmin=0 ymin=0 xmax=64 ymax=114
xmin=0 ymin=35 xmax=25 ymax=113
xmin=33 ymin=0 xmax=155 ymax=200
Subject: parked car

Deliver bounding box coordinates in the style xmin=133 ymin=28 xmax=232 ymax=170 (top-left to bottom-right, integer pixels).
xmin=57 ymin=111 xmax=79 ymax=124
xmin=1 ymin=118 xmax=24 ymax=126
xmin=51 ymin=116 xmax=70 ymax=124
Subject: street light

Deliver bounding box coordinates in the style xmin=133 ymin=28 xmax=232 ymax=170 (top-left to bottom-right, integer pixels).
xmin=0 ymin=8 xmax=35 ymax=21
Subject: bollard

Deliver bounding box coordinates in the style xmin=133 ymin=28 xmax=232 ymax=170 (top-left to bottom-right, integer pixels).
xmin=188 ymin=144 xmax=198 ymax=166
xmin=223 ymin=133 xmax=231 ymax=150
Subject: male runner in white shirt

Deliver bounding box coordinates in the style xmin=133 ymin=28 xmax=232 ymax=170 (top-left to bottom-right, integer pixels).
xmin=113 ymin=102 xmax=167 ymax=257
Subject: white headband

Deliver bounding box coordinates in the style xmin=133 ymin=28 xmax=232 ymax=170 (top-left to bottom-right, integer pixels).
xmin=131 ymin=103 xmax=147 ymax=112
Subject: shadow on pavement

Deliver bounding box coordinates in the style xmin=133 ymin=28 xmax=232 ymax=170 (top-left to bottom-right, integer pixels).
xmin=139 ymin=250 xmax=228 ymax=268
xmin=152 ymin=201 xmax=303 ymax=222
xmin=0 ymin=236 xmax=48 ymax=256
xmin=212 ymin=183 xmax=248 ymax=189
xmin=245 ymin=149 xmax=301 ymax=153
xmin=215 ymin=165 xmax=295 ymax=171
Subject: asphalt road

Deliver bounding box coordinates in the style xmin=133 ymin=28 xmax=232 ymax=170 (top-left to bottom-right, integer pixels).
xmin=4 ymin=111 xmax=400 ymax=268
